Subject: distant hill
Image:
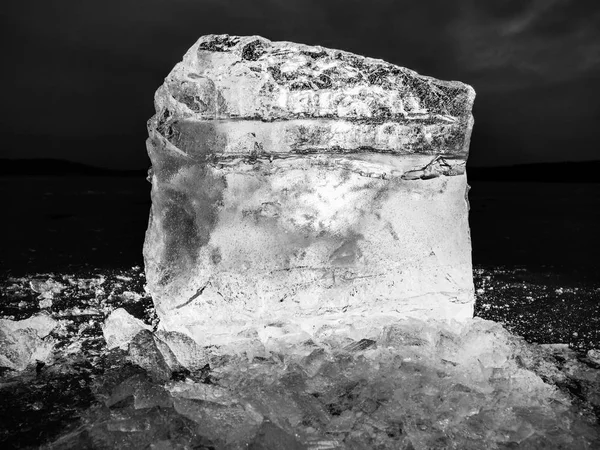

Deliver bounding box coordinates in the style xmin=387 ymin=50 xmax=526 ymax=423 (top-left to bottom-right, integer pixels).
xmin=1 ymin=158 xmax=599 ymax=182
xmin=0 ymin=159 xmax=146 ymax=177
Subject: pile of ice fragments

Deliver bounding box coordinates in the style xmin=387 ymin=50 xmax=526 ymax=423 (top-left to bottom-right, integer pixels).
xmin=1 ymin=272 xmax=599 ymax=448
xmin=93 ymin=309 xmax=600 ymax=449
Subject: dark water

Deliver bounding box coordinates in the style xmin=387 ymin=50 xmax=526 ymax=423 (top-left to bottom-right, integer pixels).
xmin=0 ymin=176 xmax=151 ymax=275
xmin=469 ymin=181 xmax=600 ymax=281
xmin=2 ymin=176 xmax=599 ymax=278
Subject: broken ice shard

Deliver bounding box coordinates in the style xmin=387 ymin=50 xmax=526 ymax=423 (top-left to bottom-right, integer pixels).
xmin=144 ymin=34 xmax=476 ymax=346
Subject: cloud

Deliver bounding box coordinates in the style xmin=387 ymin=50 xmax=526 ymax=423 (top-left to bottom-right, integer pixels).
xmin=450 ymin=0 xmax=600 ymax=92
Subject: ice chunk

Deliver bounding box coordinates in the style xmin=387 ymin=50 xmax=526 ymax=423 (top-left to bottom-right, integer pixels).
xmin=134 ymin=383 xmax=173 ymax=410
xmin=102 ymin=372 xmax=173 ymax=410
xmin=0 ymin=327 xmax=52 ymax=371
xmin=172 ymin=397 xmax=263 ymax=445
xmin=0 ymin=312 xmax=57 ymax=337
xmin=143 ymin=34 xmax=476 ymax=347
xmin=343 ymin=338 xmax=377 ymax=353
xmin=30 ymin=277 xmax=64 ymax=308
xmin=155 ymin=330 xmax=208 ymax=371
xmin=30 ymin=277 xmax=65 ymax=299
xmin=56 ymin=407 xmax=213 ymax=449
xmin=127 ymin=330 xmax=172 ymax=382
xmin=0 ymin=313 xmax=57 ymax=371
xmin=167 ymin=381 xmax=235 ymax=406
xmin=248 ymin=420 xmax=305 ymax=450
xmin=102 ymin=307 xmax=151 ymax=350
xmin=588 ymin=348 xmax=600 ymax=364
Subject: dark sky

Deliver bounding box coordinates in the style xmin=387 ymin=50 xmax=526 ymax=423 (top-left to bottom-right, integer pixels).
xmin=2 ymin=0 xmax=599 ymax=169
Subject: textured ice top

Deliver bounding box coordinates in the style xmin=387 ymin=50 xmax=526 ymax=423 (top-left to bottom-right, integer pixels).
xmin=153 ymin=34 xmax=475 ymax=124
xmin=148 ymin=35 xmax=475 ymax=160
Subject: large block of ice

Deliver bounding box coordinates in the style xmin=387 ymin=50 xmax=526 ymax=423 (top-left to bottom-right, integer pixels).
xmin=144 ymin=35 xmax=476 ymax=346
